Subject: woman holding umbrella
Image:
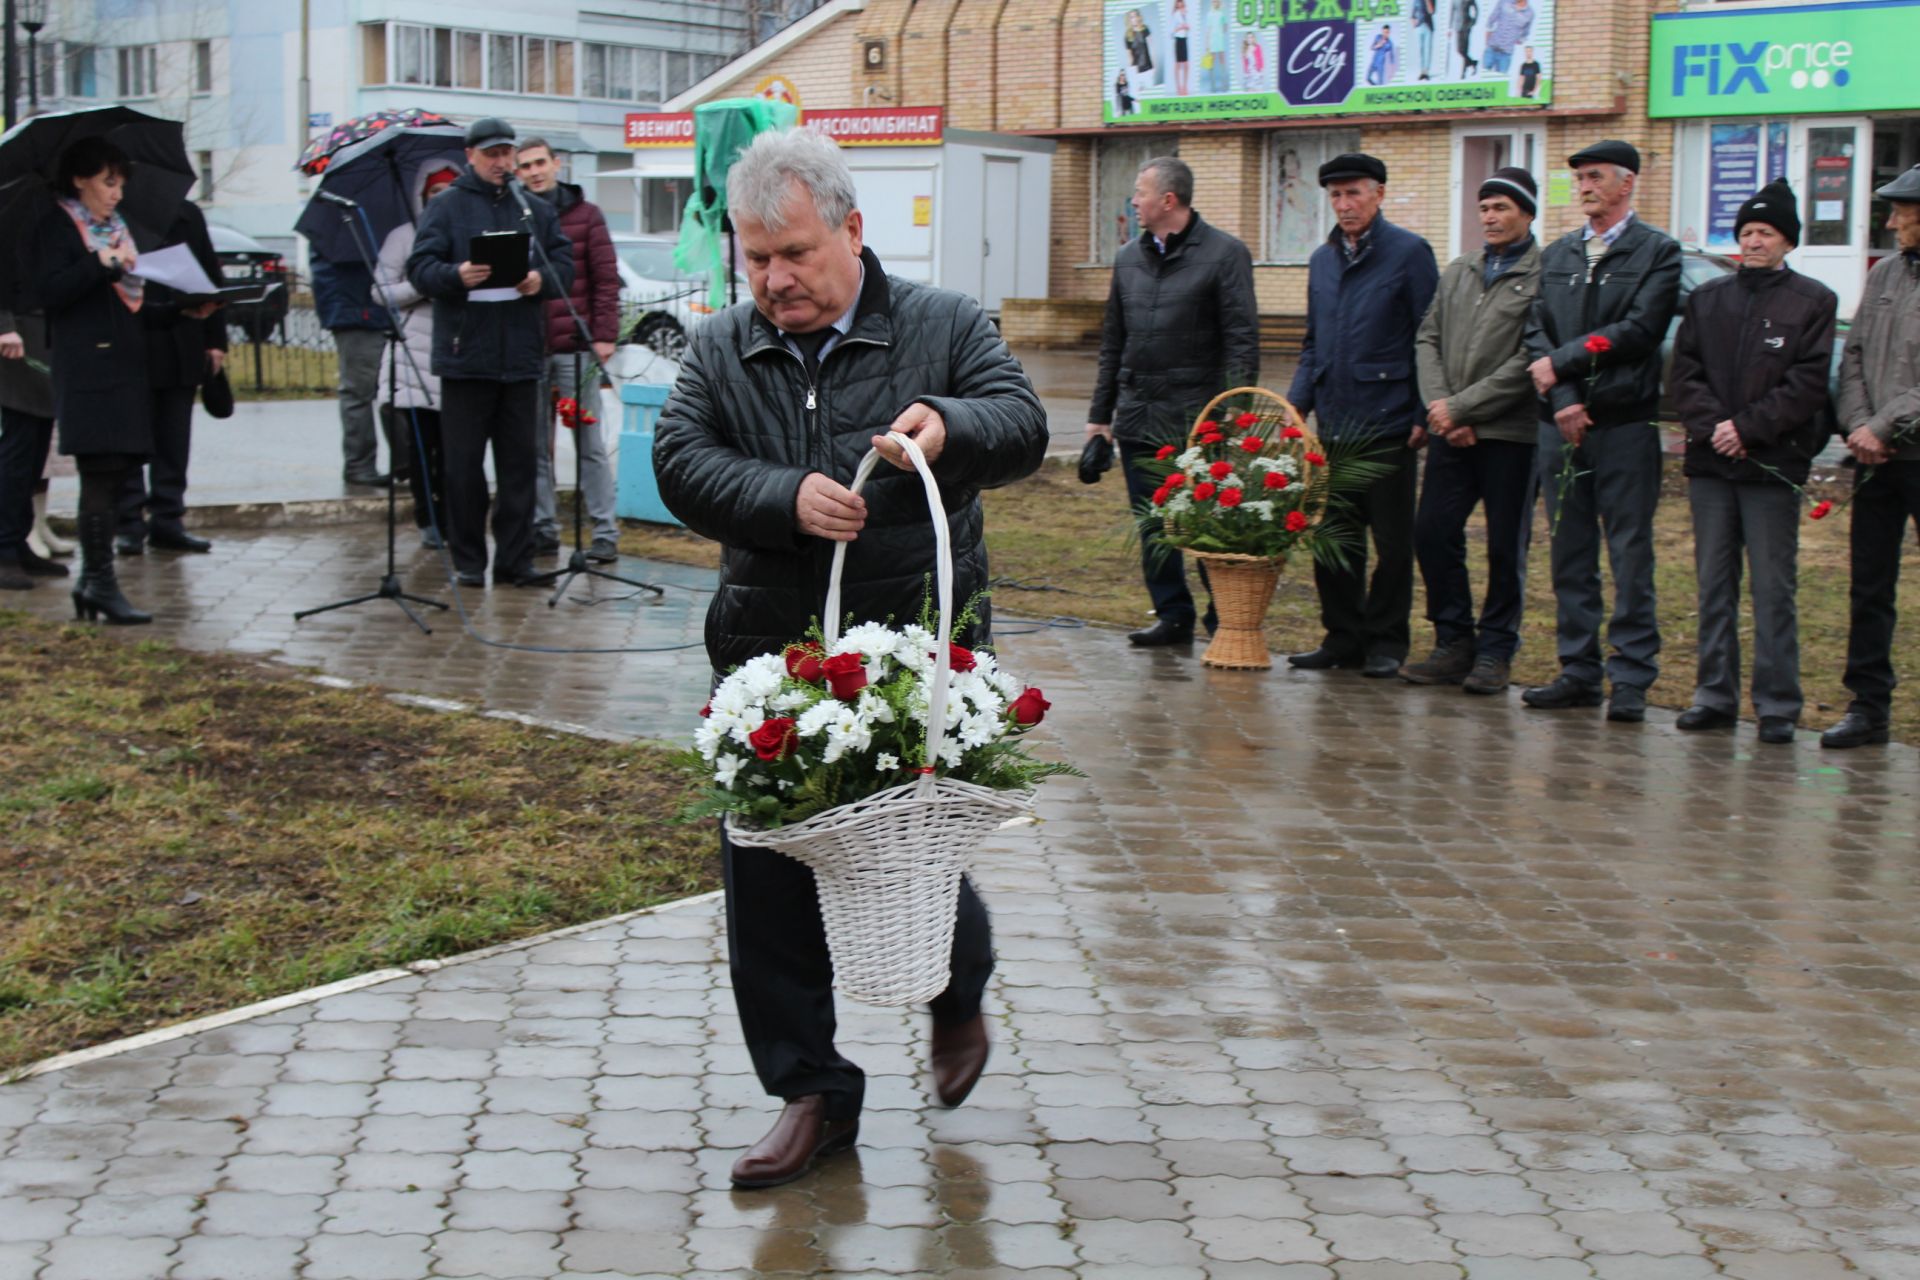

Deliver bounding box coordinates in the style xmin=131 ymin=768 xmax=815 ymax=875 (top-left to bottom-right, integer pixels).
xmin=33 ymin=136 xmax=155 ymax=625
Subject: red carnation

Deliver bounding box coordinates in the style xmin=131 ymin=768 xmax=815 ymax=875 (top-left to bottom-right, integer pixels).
xmin=1208 ymin=460 xmax=1233 ymax=480
xmin=1305 ymin=451 xmax=1327 ymax=466
xmin=698 ymin=702 xmax=712 ymax=718
xmin=1286 ymin=510 xmax=1309 ymax=532
xmin=1166 ymin=472 xmax=1187 ymax=488
xmin=748 ymin=717 xmax=799 ymax=761
xmin=822 ymin=652 xmax=868 ymax=700
xmin=1201 ymin=433 xmax=1225 ymax=446
xmin=1282 ymin=425 xmax=1304 ymax=439
xmin=1264 ymin=471 xmax=1289 ymax=490
xmin=1809 ymin=500 xmax=1833 ymax=520
xmin=1219 ymin=487 xmax=1244 ymax=508
xmin=1194 ymin=482 xmax=1218 ymax=501
xmin=1584 ymin=334 xmax=1613 ymax=356
xmin=1152 ymin=486 xmax=1171 ymax=506
xmin=1010 ymin=688 xmax=1051 ymax=726
xmin=1239 ymin=435 xmax=1264 ymax=453
xmin=783 ymin=643 xmax=825 ymax=683
xmin=1155 ymin=444 xmax=1177 ymax=460
xmin=1234 ymin=411 xmax=1259 ymax=429
xmin=947 ymin=643 xmax=977 ymax=672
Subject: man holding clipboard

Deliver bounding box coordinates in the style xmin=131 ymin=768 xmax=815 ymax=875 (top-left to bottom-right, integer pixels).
xmin=407 ymin=118 xmax=573 ymax=587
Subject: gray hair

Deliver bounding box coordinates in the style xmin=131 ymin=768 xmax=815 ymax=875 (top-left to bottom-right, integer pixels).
xmin=1139 ymin=155 xmax=1193 ymax=207
xmin=726 ymin=128 xmax=858 ymax=231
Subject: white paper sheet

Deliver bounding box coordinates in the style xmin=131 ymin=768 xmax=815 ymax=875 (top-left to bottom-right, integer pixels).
xmin=128 ymin=242 xmax=220 ymax=297
xmin=468 ymin=286 xmax=519 ymax=303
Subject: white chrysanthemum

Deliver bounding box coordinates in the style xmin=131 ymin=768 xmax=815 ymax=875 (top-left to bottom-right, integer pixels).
xmin=1276 ymin=453 xmax=1301 ymax=477
xmin=820 ymin=705 xmax=873 ymax=764
xmin=709 ymin=679 xmax=757 ymax=718
xmin=936 ymin=736 xmax=965 ymax=769
xmin=795 ymin=700 xmax=841 ymax=739
xmin=857 ymin=690 xmax=895 ymax=724
xmin=1177 ymin=446 xmax=1206 ymax=470
xmin=736 ymin=657 xmax=784 ymax=702
xmin=988 ymin=668 xmax=1022 ymax=701
xmin=956 ymin=712 xmax=999 ymax=750
xmin=1245 ymin=499 xmax=1276 ymax=522
xmin=876 ymin=752 xmax=900 ymax=772
xmin=693 ymin=719 xmax=727 ymax=759
xmin=769 ymin=688 xmax=814 ymax=713
xmin=834 ymin=621 xmax=901 ymax=659
xmin=1249 ymin=455 xmax=1281 ymax=472
xmin=714 ymin=755 xmax=746 ymax=787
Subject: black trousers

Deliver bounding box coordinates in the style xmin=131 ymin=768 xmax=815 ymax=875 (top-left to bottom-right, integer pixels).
xmin=1313 ymin=441 xmax=1418 ymax=661
xmin=721 ymin=827 xmax=994 ymax=1121
xmin=440 ymin=378 xmax=539 ymax=577
xmin=117 ymin=386 xmax=198 ymax=538
xmin=0 ymin=407 xmax=53 ymax=559
xmin=1118 ymin=436 xmax=1214 ymax=631
xmin=1414 ymin=436 xmax=1536 ymax=661
xmin=385 ymin=405 xmax=446 ymax=531
xmin=1842 ymin=459 xmax=1920 ymax=720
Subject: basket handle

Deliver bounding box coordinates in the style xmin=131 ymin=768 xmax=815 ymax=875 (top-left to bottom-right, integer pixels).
xmin=821 ymin=436 xmax=952 ymax=790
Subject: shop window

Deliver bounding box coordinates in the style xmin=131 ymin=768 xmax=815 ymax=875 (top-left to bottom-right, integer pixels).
xmin=1266 ymin=129 xmax=1359 ymax=265
xmin=1092 ymin=135 xmax=1176 ymax=266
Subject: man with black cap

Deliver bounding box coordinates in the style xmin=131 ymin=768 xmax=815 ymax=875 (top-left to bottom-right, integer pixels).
xmin=407 ymin=117 xmax=574 ymax=588
xmin=1521 ymin=139 xmax=1681 ymax=723
xmin=1286 ymin=151 xmax=1439 ymax=678
xmin=1404 ymin=166 xmax=1542 ymax=695
xmin=1824 ymin=162 xmax=1920 ymax=748
xmin=1669 ymin=180 xmax=1836 ymax=745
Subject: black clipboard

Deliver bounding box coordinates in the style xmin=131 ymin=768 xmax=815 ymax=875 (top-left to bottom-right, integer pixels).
xmin=470 ymin=230 xmax=530 ymax=286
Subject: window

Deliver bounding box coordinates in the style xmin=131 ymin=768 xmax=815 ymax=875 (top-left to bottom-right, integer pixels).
xmin=488 ymin=34 xmax=518 ymax=92
xmin=582 ymin=41 xmax=681 ymax=104
xmin=456 ymin=32 xmax=483 ymax=88
xmin=193 ymin=39 xmax=212 ymax=94
xmin=361 ymin=24 xmax=386 ymax=86
xmin=394 ymin=24 xmax=427 ymax=85
xmin=117 ymin=45 xmax=157 ymax=98
xmin=66 ymin=44 xmax=98 ymax=98
xmin=195 ymin=151 xmax=214 ymax=202
xmin=1266 ymin=129 xmax=1360 ymax=263
xmin=1092 ymin=135 xmax=1174 ymax=265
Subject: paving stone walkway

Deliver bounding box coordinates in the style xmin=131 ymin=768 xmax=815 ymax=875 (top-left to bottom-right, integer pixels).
xmin=5 ymin=525 xmax=1920 ymax=1278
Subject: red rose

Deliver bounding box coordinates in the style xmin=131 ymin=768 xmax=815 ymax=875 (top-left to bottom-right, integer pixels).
xmin=822 ymin=652 xmax=868 ymax=700
xmin=1166 ymin=472 xmax=1187 ymax=488
xmin=1264 ymin=471 xmax=1289 ymax=490
xmin=1219 ymin=487 xmax=1243 ymax=508
xmin=1208 ymin=460 xmax=1233 ymax=480
xmin=783 ymin=643 xmax=825 ymax=682
xmin=1234 ymin=411 xmax=1259 ymax=429
xmin=1286 ymin=510 xmax=1309 ymax=532
xmin=1194 ymin=482 xmax=1217 ymax=501
xmin=1809 ymin=500 xmax=1833 ymax=520
xmin=1305 ymin=451 xmax=1327 ymax=466
xmin=748 ymin=717 xmax=798 ymax=761
xmin=1010 ymin=688 xmax=1050 ymax=726
xmin=1584 ymin=334 xmax=1613 ymax=356
xmin=1282 ymin=425 xmax=1304 ymax=439
xmin=1239 ymin=435 xmax=1264 ymax=453
xmin=947 ymin=643 xmax=977 ymax=672
xmin=1155 ymin=444 xmax=1177 ymax=460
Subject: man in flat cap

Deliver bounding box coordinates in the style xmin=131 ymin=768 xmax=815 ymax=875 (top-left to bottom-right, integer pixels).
xmin=1404 ymin=166 xmax=1542 ymax=695
xmin=1521 ymin=139 xmax=1680 ymax=722
xmin=1669 ymin=179 xmax=1836 ymax=745
xmin=1824 ymin=163 xmax=1920 ymax=748
xmin=1287 ymin=152 xmax=1439 ymax=677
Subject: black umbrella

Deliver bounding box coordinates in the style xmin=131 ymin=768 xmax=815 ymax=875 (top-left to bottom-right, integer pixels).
xmin=294 ymin=123 xmax=468 ymax=266
xmin=0 ymin=106 xmax=195 ymax=248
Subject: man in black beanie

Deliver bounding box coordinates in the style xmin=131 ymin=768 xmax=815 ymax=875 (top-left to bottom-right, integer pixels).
xmin=1405 ymin=166 xmax=1542 ymax=693
xmin=1669 ymin=179 xmax=1836 ymax=744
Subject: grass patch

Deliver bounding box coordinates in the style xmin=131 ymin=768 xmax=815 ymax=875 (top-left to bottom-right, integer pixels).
xmin=618 ymin=454 xmax=1920 ymax=743
xmin=0 ymin=612 xmax=717 ymax=1074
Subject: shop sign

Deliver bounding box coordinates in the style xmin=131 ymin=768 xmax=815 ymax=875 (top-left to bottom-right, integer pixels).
xmin=1704 ymin=121 xmax=1789 ymax=248
xmin=1650 ymin=0 xmax=1920 ymax=118
xmin=1102 ymin=0 xmax=1555 ymax=125
xmin=624 ymin=107 xmax=943 ymax=148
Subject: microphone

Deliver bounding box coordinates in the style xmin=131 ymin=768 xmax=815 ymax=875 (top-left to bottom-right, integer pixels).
xmin=315 ymin=189 xmax=359 ymax=209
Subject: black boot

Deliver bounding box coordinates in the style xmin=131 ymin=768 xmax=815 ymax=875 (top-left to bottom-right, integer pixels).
xmin=72 ymin=512 xmax=152 ymax=626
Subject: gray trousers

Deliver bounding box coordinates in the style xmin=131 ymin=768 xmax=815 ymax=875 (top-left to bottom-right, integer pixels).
xmin=533 ymin=353 xmax=618 ymax=542
xmin=1688 ymin=476 xmax=1802 ymax=722
xmin=334 ymin=328 xmax=388 ymax=478
xmin=1537 ymin=420 xmax=1662 ymax=691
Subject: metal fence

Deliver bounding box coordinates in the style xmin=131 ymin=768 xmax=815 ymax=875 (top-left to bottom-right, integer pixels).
xmin=227 ymin=305 xmax=339 ymax=398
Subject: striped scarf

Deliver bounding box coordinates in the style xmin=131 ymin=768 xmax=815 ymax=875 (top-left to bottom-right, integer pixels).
xmin=58 ymin=197 xmax=143 ymax=313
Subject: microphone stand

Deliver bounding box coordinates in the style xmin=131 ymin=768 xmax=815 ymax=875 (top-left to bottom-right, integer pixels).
xmin=507 ymin=178 xmax=663 ymax=609
xmin=294 ymin=195 xmax=449 ymax=632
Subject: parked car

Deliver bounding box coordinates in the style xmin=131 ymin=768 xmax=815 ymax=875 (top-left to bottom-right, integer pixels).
xmin=611 ymin=233 xmax=743 ymax=360
xmin=207 ymin=224 xmax=291 ymax=342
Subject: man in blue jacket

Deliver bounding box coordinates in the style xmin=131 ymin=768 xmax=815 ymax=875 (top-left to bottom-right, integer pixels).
xmin=311 ymin=257 xmax=392 ymax=488
xmin=407 ymin=118 xmax=574 ymax=587
xmin=1287 ymin=153 xmax=1440 ymax=678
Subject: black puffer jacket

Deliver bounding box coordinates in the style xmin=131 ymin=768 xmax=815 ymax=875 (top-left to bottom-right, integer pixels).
xmin=1089 ymin=211 xmax=1259 ymax=443
xmin=1671 ymin=267 xmax=1837 ymax=486
xmin=1524 ymin=216 xmax=1681 ymax=429
xmin=655 ymin=250 xmax=1049 ymax=672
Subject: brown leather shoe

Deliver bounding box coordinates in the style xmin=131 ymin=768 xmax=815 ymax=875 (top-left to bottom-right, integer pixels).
xmin=930 ymin=1014 xmax=990 ymax=1107
xmin=729 ymin=1095 xmax=859 ymax=1189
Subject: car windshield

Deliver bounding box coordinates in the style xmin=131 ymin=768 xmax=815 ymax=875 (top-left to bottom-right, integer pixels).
xmin=616 ymin=241 xmax=690 ymax=283
xmin=1680 ymin=253 xmax=1735 ymax=294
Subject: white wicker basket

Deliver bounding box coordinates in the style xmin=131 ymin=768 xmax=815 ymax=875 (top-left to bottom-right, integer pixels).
xmin=725 ymin=437 xmax=1034 ymax=1006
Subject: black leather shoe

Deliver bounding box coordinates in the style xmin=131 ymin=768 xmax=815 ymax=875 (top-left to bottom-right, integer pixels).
xmin=1362 ymin=653 xmax=1403 ymax=679
xmin=1606 ymin=687 xmax=1647 ymax=723
xmin=1676 ymin=705 xmax=1737 ymax=732
xmin=1521 ymin=675 xmax=1603 ymax=709
xmin=533 ymin=533 xmax=562 ymax=557
xmin=586 ymin=537 xmax=620 ymax=564
xmin=495 ymin=568 xmax=559 ymax=588
xmin=0 ymin=558 xmax=32 ymax=590
xmin=148 ymin=526 xmax=212 ymax=553
xmin=114 ymin=533 xmax=145 ymax=557
xmin=1288 ymin=646 xmax=1362 ymax=670
xmin=1128 ymin=618 xmax=1194 ymax=647
xmin=1758 ymin=717 xmax=1796 ymax=745
xmin=455 ymin=571 xmax=485 ymax=588
xmin=1821 ymin=711 xmax=1890 ymax=749
xmin=1400 ymin=643 xmax=1474 ymax=685
xmin=1461 ymin=655 xmax=1510 ymax=695
xmin=344 ymin=471 xmax=390 ymax=488
xmin=15 ymin=544 xmax=68 ymax=578
xmin=730 ymin=1095 xmax=859 ymax=1189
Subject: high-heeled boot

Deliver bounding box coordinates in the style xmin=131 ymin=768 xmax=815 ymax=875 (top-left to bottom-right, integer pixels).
xmin=72 ymin=511 xmax=151 ymax=625
xmin=29 ymin=491 xmax=75 ymax=558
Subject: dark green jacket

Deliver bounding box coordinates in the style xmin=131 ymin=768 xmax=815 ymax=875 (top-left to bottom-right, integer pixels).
xmin=1415 ymin=240 xmax=1542 ymax=445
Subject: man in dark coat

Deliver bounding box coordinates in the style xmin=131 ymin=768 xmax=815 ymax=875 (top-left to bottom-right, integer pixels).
xmin=311 ymin=256 xmax=392 ymax=487
xmin=654 ymin=127 xmax=1047 ymax=1190
xmin=407 ymin=118 xmax=574 ymax=588
xmin=1522 ymin=140 xmax=1681 ymax=724
xmin=115 ymin=200 xmax=227 ymax=557
xmin=1287 ymin=152 xmax=1440 ymax=677
xmin=1670 ymin=181 xmax=1836 ymax=745
xmin=1086 ymin=155 xmax=1259 ymax=648
xmin=516 ymin=139 xmax=622 ymax=563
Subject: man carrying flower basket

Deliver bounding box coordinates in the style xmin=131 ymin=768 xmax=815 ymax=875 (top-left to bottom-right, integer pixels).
xmin=653 ymin=127 xmax=1049 ymax=1188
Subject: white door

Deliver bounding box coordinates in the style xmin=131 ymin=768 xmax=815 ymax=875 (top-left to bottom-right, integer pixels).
xmin=1790 ymin=117 xmax=1872 ymax=318
xmin=982 ymin=158 xmax=1020 ymax=312
xmin=1449 ymin=124 xmax=1546 ymax=260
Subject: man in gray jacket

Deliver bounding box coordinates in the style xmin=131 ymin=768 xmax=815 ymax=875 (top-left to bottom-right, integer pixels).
xmin=1406 ymin=166 xmax=1541 ymax=695
xmin=1823 ymin=164 xmax=1920 ymax=748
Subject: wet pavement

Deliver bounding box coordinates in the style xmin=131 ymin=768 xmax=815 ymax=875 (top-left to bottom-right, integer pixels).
xmin=6 ymin=525 xmax=1920 ymax=1278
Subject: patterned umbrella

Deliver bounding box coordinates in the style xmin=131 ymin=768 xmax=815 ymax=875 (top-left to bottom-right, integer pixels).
xmin=296 ymin=108 xmax=453 ymax=176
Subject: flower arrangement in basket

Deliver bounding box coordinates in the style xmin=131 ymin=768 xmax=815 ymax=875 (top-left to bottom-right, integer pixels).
xmin=1133 ymin=386 xmax=1395 ymax=669
xmin=679 ymin=438 xmax=1077 ymax=1007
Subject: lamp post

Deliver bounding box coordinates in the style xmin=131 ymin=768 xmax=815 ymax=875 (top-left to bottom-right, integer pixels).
xmin=20 ymin=0 xmax=44 ymax=115
xmin=3 ymin=0 xmax=17 ymax=129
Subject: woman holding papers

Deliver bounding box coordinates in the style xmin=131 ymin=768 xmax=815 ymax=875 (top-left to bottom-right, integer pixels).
xmin=32 ymin=137 xmax=157 ymax=624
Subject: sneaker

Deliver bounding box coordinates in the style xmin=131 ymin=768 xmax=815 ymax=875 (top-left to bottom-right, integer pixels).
xmin=1461 ymin=654 xmax=1510 ymax=695
xmin=1400 ymin=642 xmax=1474 ymax=685
xmin=586 ymin=537 xmax=619 ymax=564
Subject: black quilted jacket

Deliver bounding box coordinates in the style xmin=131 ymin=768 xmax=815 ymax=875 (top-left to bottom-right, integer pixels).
xmin=654 ymin=249 xmax=1049 ymax=672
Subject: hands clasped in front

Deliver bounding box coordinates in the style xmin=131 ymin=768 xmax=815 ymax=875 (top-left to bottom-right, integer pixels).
xmin=795 ymin=403 xmax=948 ymax=543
